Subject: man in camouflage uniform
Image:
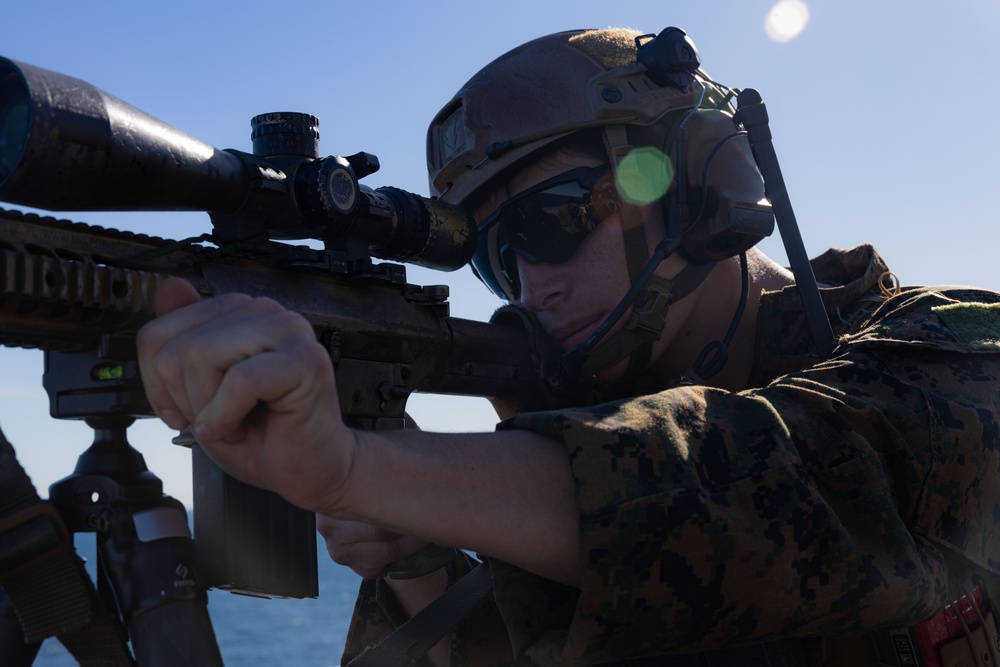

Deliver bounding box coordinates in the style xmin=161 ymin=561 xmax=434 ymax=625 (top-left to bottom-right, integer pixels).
xmin=137 ymin=27 xmax=1000 ymax=667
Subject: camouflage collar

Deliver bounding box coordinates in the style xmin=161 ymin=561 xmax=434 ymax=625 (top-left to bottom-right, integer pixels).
xmin=749 ymin=243 xmax=890 ymax=387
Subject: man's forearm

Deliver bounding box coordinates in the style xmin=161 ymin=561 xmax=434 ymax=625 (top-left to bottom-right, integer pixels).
xmin=331 ymin=428 xmax=583 ymax=586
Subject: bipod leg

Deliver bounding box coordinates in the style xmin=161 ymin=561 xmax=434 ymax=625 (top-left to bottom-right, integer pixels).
xmin=96 ymin=495 xmax=224 ymax=666
xmin=50 ymin=415 xmax=224 ymax=666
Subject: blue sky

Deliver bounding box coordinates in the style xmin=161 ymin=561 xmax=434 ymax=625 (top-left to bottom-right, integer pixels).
xmin=2 ymin=0 xmax=999 ymax=507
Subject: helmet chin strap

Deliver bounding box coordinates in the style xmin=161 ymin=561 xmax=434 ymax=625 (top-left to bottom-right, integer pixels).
xmin=545 ymin=122 xmax=726 ymax=388
xmin=547 ymin=124 xmax=708 ymax=386
xmin=580 ymin=261 xmax=714 ymax=379
xmin=576 ymin=124 xmax=676 ymax=383
xmin=545 ymin=228 xmax=714 ymax=388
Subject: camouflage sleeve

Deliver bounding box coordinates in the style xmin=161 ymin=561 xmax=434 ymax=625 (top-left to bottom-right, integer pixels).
xmin=340 ymin=575 xmax=408 ymax=666
xmin=495 ymin=328 xmax=1000 ymax=664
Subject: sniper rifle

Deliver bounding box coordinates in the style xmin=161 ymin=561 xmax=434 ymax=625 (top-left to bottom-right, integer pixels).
xmin=0 ymin=56 xmax=582 ymax=665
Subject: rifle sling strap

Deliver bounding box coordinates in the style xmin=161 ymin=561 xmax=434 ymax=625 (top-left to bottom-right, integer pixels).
xmin=0 ymin=428 xmax=133 ymax=666
xmin=348 ymin=561 xmax=494 ymax=667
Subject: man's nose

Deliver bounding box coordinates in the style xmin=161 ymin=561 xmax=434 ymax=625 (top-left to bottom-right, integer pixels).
xmin=515 ymin=253 xmax=569 ymax=312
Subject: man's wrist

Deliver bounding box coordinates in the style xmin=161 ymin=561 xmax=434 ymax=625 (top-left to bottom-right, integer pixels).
xmin=380 ymin=566 xmax=450 ymax=620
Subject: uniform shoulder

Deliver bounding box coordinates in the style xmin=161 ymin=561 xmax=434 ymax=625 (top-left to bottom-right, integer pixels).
xmin=841 ymin=286 xmax=1000 ymax=353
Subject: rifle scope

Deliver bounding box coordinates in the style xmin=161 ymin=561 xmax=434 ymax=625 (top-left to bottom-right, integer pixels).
xmin=0 ymin=57 xmax=476 ymax=271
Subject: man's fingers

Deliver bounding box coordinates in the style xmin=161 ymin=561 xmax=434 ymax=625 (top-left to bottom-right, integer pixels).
xmin=137 ymin=280 xmax=350 ymax=512
xmin=138 ymin=285 xmax=313 ymax=430
xmin=178 ymin=308 xmax=315 ymax=421
xmin=318 ymin=517 xmax=403 ymax=546
xmin=192 ymin=336 xmax=330 ymax=444
xmin=140 ymin=286 xmax=253 ymax=427
xmin=153 ymin=276 xmax=203 ymax=316
xmin=317 ymin=517 xmax=428 ymax=577
xmin=140 ymin=278 xmax=205 ymax=427
xmin=190 ymin=350 xmax=287 ymax=446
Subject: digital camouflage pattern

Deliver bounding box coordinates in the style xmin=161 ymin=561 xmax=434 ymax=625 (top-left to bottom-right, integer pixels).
xmin=341 ymin=245 xmax=1000 ymax=666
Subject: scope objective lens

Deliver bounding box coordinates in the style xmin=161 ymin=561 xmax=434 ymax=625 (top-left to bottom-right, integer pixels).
xmin=0 ymin=63 xmax=30 ymax=187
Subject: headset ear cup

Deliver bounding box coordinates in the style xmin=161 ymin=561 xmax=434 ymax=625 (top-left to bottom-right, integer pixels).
xmin=671 ymin=108 xmax=774 ymax=263
xmin=680 ymin=190 xmax=775 ymax=262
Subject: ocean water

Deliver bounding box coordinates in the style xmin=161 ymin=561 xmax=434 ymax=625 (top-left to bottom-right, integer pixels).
xmin=29 ymin=526 xmax=364 ymax=667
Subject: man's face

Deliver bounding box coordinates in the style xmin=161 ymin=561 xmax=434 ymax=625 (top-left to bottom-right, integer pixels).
xmin=474 ymin=148 xmax=692 ymax=381
xmin=474 ymin=145 xmax=711 ymax=383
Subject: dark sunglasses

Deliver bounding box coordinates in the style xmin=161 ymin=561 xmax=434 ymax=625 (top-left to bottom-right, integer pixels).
xmin=471 ymin=163 xmax=621 ymax=299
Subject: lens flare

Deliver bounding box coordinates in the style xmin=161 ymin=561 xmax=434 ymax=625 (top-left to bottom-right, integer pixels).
xmin=615 ymin=147 xmax=674 ymax=206
xmin=765 ymin=0 xmax=810 ymax=43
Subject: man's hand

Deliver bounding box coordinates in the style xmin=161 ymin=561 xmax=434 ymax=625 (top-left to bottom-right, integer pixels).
xmin=317 ymin=514 xmax=430 ymax=579
xmin=317 ymin=514 xmax=453 ymax=666
xmin=137 ymin=277 xmax=354 ymax=513
xmin=137 ymin=278 xmax=583 ymax=586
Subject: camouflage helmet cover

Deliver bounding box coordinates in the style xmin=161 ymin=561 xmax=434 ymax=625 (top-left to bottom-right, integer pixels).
xmin=426 ymin=28 xmax=733 ymax=209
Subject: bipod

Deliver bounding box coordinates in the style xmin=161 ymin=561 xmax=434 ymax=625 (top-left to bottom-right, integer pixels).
xmin=56 ymin=413 xmax=224 ymax=665
xmin=0 ymin=337 xmax=224 ymax=665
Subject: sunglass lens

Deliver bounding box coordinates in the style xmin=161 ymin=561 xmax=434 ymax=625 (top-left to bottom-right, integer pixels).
xmin=472 ymin=164 xmax=614 ymax=299
xmin=501 ymin=185 xmax=593 ymax=264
